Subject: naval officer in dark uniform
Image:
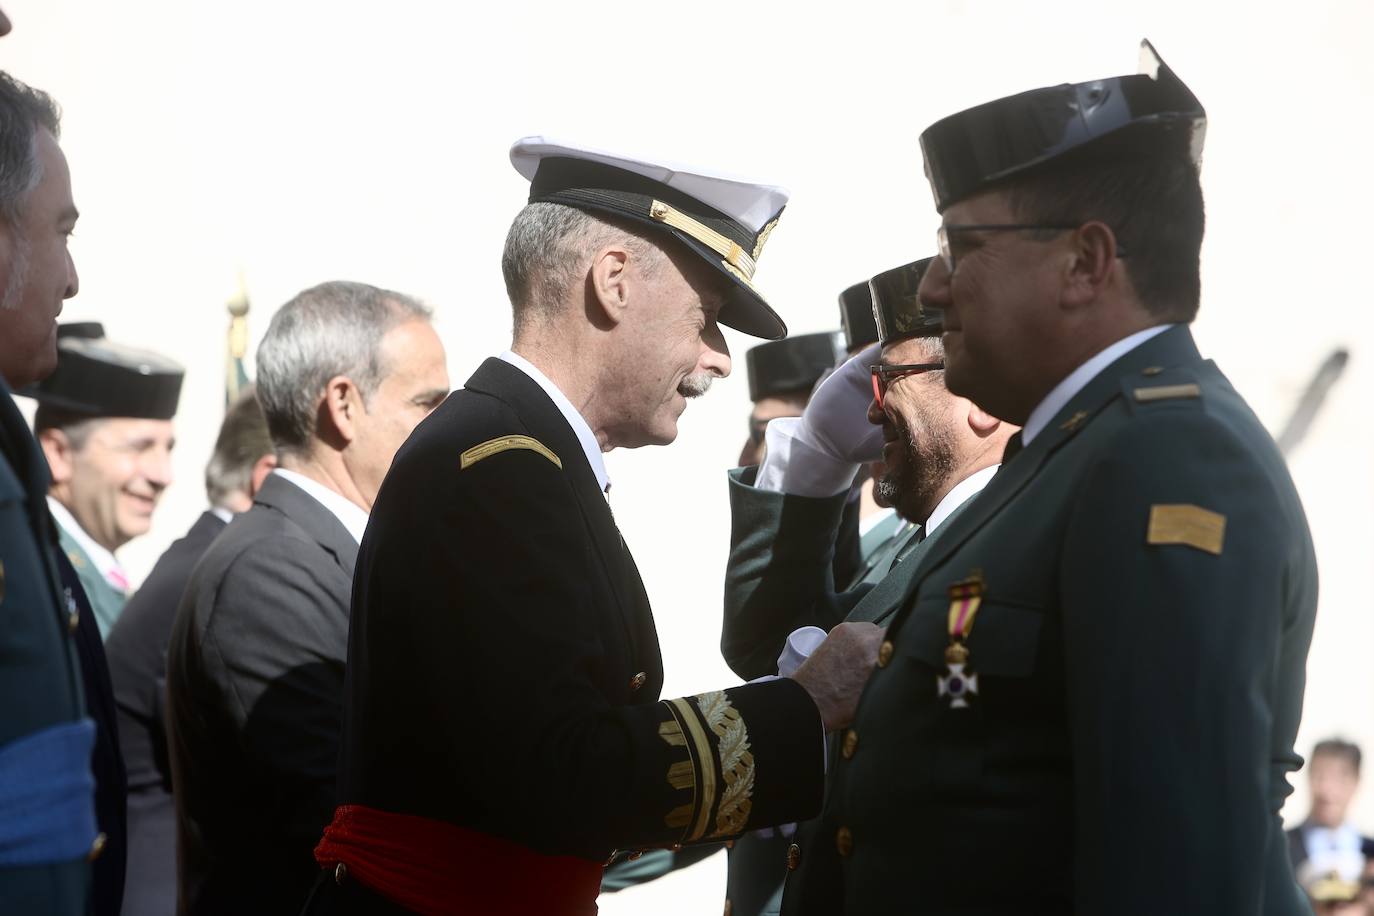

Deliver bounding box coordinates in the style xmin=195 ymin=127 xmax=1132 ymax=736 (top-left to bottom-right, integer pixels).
xmin=719 ymin=258 xmax=1013 ymax=916
xmin=785 ymin=41 xmax=1318 ymax=914
xmin=308 ymin=137 xmax=882 ymax=916
xmin=0 ymin=68 xmax=98 ymax=916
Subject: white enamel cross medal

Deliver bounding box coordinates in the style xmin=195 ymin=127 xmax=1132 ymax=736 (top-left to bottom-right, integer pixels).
xmin=939 ymin=573 xmax=984 ymax=709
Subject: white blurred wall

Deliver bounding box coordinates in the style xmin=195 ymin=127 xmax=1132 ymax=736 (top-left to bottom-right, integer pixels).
xmin=3 ymin=1 xmax=1371 ymax=911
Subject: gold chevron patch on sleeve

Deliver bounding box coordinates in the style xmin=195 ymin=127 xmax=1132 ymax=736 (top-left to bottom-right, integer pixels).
xmin=1147 ymin=504 xmax=1226 ymax=555
xmin=459 ymin=435 xmax=561 ymax=470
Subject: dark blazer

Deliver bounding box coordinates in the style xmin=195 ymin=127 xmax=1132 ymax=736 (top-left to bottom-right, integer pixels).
xmin=59 ymin=550 xmax=128 ymax=916
xmin=166 ymin=475 xmax=357 ymax=916
xmin=786 ymin=326 xmax=1318 ymax=915
xmin=0 ymin=380 xmax=91 ymax=914
xmin=106 ymin=510 xmax=227 ymax=916
xmin=333 ymin=358 xmax=824 ymax=870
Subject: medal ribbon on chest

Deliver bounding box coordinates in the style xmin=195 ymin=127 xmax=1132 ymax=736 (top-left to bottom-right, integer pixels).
xmin=938 ymin=573 xmax=983 ymax=708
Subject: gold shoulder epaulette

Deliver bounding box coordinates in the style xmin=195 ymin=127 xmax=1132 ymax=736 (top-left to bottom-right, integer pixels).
xmin=460 ymin=435 xmax=561 ymax=470
xmin=1133 ymin=383 xmax=1201 ymax=403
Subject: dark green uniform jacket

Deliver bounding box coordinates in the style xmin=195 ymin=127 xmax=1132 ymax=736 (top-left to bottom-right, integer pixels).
xmin=783 ymin=325 xmax=1317 ymax=915
xmin=332 ymin=358 xmax=824 ymax=876
xmin=54 ymin=525 xmax=128 ymax=639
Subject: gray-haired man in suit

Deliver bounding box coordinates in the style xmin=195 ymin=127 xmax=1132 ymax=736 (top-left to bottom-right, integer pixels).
xmin=165 ymin=281 xmax=450 ymax=916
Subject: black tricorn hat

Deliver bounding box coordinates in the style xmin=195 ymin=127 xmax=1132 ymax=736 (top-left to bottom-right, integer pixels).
xmin=838 ymin=281 xmax=879 ymax=353
xmin=870 ymin=259 xmax=941 ymax=345
xmin=919 ymin=40 xmax=1206 ymax=213
xmin=23 ymin=322 xmax=184 ymax=420
xmin=511 ymin=137 xmax=790 ymax=340
xmin=745 ymin=331 xmax=846 ymax=403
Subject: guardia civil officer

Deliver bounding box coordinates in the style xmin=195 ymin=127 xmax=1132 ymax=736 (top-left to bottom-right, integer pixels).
xmin=307 ymin=138 xmax=882 ymax=916
xmin=786 ymin=41 xmax=1318 ymax=914
xmin=0 ymin=69 xmax=98 ymax=915
xmin=719 ymin=259 xmax=1013 ymax=916
xmin=29 ymin=322 xmax=183 ymax=637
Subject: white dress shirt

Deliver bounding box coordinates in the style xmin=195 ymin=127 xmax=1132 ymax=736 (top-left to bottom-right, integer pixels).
xmin=48 ymin=496 xmax=126 ymax=588
xmin=499 ymin=350 xmax=610 ymax=495
xmin=271 ymin=469 xmax=370 ymax=544
xmin=1021 ymin=324 xmax=1174 ymax=446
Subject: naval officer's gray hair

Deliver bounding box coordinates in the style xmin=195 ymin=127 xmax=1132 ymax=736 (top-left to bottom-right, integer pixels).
xmin=501 ymin=202 xmax=665 ymax=329
xmin=256 ymin=280 xmax=432 ymax=456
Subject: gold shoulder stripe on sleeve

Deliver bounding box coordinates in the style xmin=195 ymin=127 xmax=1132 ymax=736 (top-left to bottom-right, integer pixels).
xmin=1133 ymin=383 xmax=1201 ymax=403
xmin=459 ymin=435 xmax=561 ymax=471
xmin=1147 ymin=504 xmax=1226 ymax=555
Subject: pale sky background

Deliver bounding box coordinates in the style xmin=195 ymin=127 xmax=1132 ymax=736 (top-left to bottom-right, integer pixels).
xmin=3 ymin=0 xmax=1373 ymax=911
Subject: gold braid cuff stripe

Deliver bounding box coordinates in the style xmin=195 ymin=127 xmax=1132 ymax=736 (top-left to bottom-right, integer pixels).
xmin=649 ymin=201 xmax=758 ymax=281
xmin=666 ymin=697 xmax=717 ymax=843
xmin=460 ymin=435 xmax=562 ymax=470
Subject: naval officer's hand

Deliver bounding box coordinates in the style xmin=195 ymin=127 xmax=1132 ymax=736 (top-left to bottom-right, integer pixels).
xmin=790 ymin=621 xmax=885 ymax=732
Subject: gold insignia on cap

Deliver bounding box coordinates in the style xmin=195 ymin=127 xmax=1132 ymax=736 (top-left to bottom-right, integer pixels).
xmin=752 ymin=218 xmax=779 ymax=261
xmin=648 ymin=200 xmax=758 ymax=281
xmin=1147 ymin=504 xmax=1226 ymax=555
xmin=1133 ymin=383 xmax=1201 ymax=403
xmin=460 ymin=435 xmax=561 ymax=470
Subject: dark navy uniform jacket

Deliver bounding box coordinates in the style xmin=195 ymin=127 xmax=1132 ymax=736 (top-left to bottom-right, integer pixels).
xmin=336 ymin=357 xmax=825 ymax=864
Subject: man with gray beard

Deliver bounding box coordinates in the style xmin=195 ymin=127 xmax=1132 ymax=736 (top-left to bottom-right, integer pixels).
xmin=716 ymin=258 xmax=1016 ymax=916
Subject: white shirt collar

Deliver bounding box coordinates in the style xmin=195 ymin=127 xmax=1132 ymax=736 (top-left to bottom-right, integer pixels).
xmin=926 ymin=464 xmax=999 ymax=536
xmin=210 ymin=506 xmax=235 ymax=525
xmin=48 ymin=495 xmax=124 ymax=581
xmin=498 ymin=350 xmax=610 ymax=494
xmin=270 ymin=468 xmax=370 ymax=544
xmin=1022 ymin=324 xmax=1175 ymax=446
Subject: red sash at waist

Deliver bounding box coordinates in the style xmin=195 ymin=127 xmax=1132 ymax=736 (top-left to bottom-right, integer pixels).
xmin=315 ymin=804 xmax=603 ymax=916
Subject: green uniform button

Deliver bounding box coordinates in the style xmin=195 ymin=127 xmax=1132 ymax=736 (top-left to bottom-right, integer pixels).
xmin=836 ymin=826 xmax=853 ymax=857
xmin=841 ymin=729 xmax=858 ymax=759
xmin=877 ymin=640 xmax=894 ymax=667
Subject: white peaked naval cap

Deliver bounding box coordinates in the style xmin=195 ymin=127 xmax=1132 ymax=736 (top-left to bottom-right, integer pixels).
xmin=510 ymin=135 xmax=792 ymax=340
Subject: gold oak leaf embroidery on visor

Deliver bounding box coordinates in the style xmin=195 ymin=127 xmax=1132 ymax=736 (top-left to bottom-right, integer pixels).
xmin=697 ymin=691 xmax=755 ymax=838
xmin=459 ymin=435 xmax=562 ymax=471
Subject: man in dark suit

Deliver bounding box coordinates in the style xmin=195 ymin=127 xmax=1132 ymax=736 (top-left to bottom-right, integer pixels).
xmin=165 ymin=281 xmax=450 ymax=916
xmin=307 ymin=138 xmax=882 ymax=916
xmin=785 ymin=41 xmax=1318 ymax=914
xmin=718 ymin=258 xmax=1013 ymax=916
xmin=0 ymin=68 xmax=99 ymax=916
xmin=105 ymin=389 xmax=274 ymax=916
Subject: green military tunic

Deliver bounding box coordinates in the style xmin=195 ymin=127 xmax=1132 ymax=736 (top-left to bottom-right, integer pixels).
xmin=55 ymin=525 xmax=128 ymax=640
xmin=783 ymin=326 xmax=1318 ymax=914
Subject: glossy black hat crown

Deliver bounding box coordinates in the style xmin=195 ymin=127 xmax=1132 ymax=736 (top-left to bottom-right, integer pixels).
xmin=870 ymin=258 xmax=941 ymax=345
xmin=920 ymin=40 xmax=1206 ymax=213
xmin=838 ymin=281 xmax=879 ymax=353
xmin=25 ymin=322 xmax=184 ymax=419
xmin=745 ymin=331 xmax=846 ymax=403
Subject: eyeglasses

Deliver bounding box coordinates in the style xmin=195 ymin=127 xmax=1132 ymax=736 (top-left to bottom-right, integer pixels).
xmin=935 ymin=223 xmax=1083 ymax=275
xmin=870 ymin=363 xmax=944 ymax=410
